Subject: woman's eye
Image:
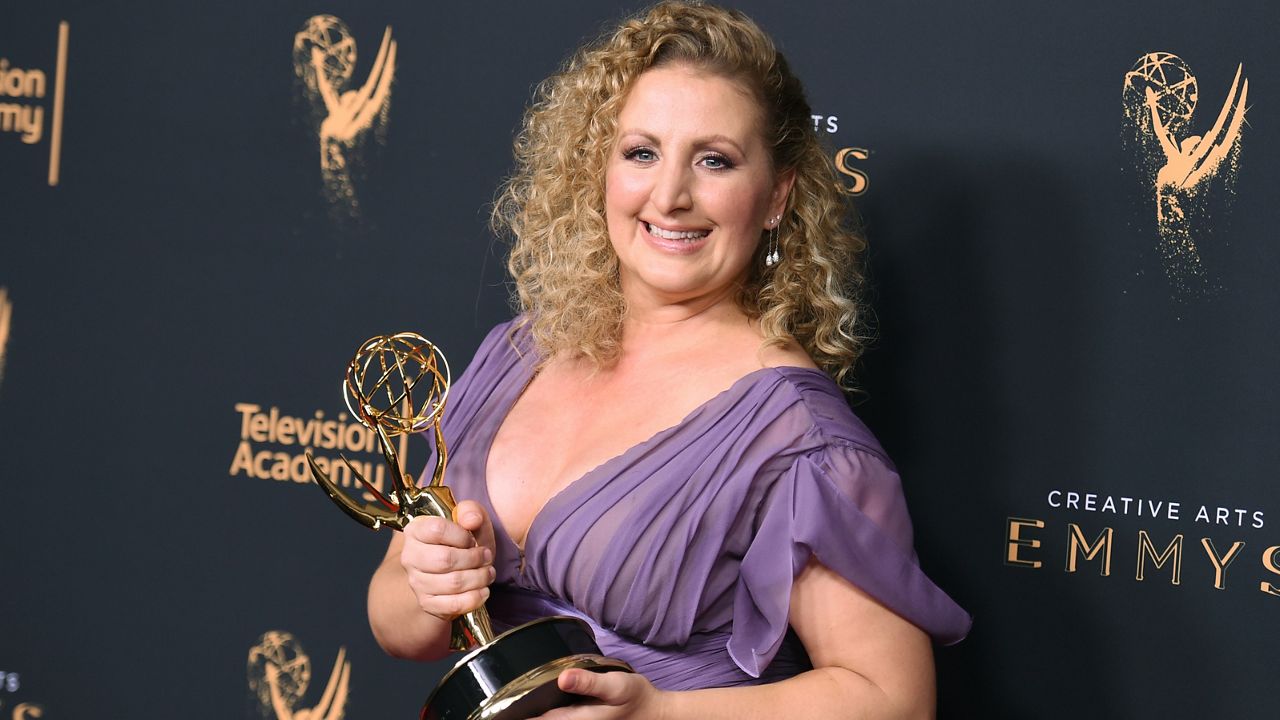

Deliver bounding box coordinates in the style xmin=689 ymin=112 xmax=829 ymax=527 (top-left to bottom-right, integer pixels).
xmin=624 ymin=147 xmax=657 ymax=163
xmin=699 ymin=154 xmax=734 ymax=170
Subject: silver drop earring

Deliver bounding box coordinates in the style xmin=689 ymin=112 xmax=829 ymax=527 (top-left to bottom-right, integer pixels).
xmin=765 ymin=215 xmax=782 ymax=267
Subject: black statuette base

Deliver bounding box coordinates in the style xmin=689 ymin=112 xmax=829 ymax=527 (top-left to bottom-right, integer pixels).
xmin=422 ymin=616 xmax=633 ymax=720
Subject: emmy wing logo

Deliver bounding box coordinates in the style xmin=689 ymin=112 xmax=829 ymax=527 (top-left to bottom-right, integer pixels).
xmin=247 ymin=631 xmax=350 ymax=720
xmin=1123 ymin=52 xmax=1249 ymax=293
xmin=0 ymin=287 xmax=11 ymax=390
xmin=292 ymin=16 xmax=396 ymax=215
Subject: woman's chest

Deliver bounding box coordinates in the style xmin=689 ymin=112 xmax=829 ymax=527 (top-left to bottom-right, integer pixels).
xmin=488 ymin=433 xmax=767 ymax=643
xmin=441 ymin=358 xmax=801 ymax=643
xmin=485 ymin=367 xmax=700 ymax=549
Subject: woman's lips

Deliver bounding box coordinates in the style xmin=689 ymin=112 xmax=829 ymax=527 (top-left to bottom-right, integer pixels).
xmin=643 ymin=221 xmax=710 ymax=253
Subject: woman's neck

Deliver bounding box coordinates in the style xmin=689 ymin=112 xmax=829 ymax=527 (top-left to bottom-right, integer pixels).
xmin=627 ymin=282 xmax=742 ymax=322
xmin=621 ymin=274 xmax=745 ymax=325
xmin=615 ymin=287 xmax=757 ymax=369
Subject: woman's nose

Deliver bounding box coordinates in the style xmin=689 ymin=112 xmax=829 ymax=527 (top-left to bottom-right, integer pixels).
xmin=651 ymin=161 xmax=693 ymax=215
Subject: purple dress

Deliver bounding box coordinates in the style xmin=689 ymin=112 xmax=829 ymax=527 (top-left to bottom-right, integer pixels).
xmin=425 ymin=320 xmax=970 ymax=690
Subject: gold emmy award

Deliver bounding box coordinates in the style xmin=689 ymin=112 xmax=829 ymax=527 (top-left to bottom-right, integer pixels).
xmin=306 ymin=333 xmax=631 ymax=720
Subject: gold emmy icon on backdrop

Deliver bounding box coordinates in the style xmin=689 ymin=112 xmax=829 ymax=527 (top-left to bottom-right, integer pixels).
xmin=1122 ymin=52 xmax=1249 ymax=291
xmin=292 ymin=15 xmax=396 ymax=213
xmin=247 ymin=630 xmax=350 ymax=720
xmin=306 ymin=333 xmax=631 ymax=720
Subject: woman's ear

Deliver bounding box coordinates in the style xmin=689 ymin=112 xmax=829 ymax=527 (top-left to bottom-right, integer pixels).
xmin=768 ymin=168 xmax=797 ymax=221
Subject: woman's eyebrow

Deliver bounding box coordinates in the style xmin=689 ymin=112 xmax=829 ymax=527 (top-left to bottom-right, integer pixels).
xmin=616 ymin=130 xmax=747 ymax=155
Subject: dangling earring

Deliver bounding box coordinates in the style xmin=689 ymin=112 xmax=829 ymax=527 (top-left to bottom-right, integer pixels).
xmin=765 ymin=215 xmax=782 ymax=267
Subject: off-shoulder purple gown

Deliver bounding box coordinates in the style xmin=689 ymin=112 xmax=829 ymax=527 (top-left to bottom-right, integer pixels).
xmin=424 ymin=320 xmax=970 ymax=690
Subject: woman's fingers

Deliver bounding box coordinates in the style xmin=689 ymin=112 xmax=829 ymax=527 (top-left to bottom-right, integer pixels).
xmin=454 ymin=499 xmax=497 ymax=555
xmin=399 ymin=513 xmax=496 ymax=620
xmin=405 ymin=515 xmax=478 ymax=549
xmin=402 ymin=534 xmax=491 ymax=573
xmin=417 ymin=587 xmax=491 ymax=618
xmin=558 ymin=670 xmax=627 ymax=704
xmin=528 ymin=671 xmax=659 ymax=719
xmin=407 ymin=563 xmax=496 ymax=597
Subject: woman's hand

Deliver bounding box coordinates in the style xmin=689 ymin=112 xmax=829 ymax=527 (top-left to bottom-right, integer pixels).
xmin=532 ymin=670 xmax=670 ymax=720
xmin=399 ymin=500 xmax=497 ymax=622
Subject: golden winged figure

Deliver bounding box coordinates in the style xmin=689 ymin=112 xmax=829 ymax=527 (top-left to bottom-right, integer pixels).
xmin=264 ymin=647 xmax=350 ymax=720
xmin=292 ymin=17 xmax=396 ymax=210
xmin=312 ymin=26 xmax=397 ymax=172
xmin=248 ymin=632 xmax=351 ymax=720
xmin=1146 ymin=63 xmax=1249 ymax=225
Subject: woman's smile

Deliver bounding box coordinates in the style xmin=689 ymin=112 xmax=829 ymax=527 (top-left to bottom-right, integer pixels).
xmin=642 ymin=220 xmax=712 ymax=254
xmin=605 ymin=64 xmax=792 ymax=306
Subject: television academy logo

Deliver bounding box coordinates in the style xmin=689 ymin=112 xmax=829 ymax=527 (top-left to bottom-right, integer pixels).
xmin=0 ymin=21 xmax=69 ymax=186
xmin=229 ymin=401 xmax=414 ymax=510
xmin=1123 ymin=52 xmax=1250 ymax=294
xmin=247 ymin=631 xmax=349 ymax=720
xmin=292 ymin=16 xmax=396 ymax=215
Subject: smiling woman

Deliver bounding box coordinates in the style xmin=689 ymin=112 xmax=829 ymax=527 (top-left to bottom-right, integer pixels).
xmin=605 ymin=64 xmax=793 ymax=312
xmin=492 ymin=1 xmax=866 ymax=388
xmin=367 ymin=3 xmax=970 ymax=719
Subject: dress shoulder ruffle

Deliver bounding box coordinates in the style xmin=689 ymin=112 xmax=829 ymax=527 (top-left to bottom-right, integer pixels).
xmin=728 ymin=371 xmax=971 ymax=676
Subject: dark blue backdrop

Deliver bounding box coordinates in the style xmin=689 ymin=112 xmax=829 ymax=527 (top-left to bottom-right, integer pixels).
xmin=2 ymin=2 xmax=1275 ymax=717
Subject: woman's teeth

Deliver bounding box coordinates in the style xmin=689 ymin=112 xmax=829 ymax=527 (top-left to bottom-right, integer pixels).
xmin=646 ymin=222 xmax=709 ymax=241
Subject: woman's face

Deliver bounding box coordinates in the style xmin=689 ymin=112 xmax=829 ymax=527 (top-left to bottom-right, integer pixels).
xmin=604 ymin=64 xmax=793 ymax=309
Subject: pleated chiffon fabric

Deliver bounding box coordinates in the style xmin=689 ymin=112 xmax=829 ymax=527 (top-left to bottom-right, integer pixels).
xmin=423 ymin=320 xmax=971 ymax=690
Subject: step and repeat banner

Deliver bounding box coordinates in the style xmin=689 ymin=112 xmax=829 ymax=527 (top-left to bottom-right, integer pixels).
xmin=1 ymin=1 xmax=1275 ymax=717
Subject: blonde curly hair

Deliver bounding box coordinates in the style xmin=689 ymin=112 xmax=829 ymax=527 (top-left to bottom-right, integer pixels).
xmin=492 ymin=0 xmax=868 ymax=388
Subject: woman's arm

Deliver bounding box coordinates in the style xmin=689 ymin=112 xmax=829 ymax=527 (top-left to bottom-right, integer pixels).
xmin=540 ymin=557 xmax=936 ymax=720
xmin=367 ymin=501 xmax=496 ymax=661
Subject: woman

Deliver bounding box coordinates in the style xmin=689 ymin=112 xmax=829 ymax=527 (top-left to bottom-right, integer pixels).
xmin=368 ymin=2 xmax=970 ymax=717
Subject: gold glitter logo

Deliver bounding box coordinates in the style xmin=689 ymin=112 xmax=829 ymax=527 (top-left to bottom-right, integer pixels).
xmin=0 ymin=287 xmax=11 ymax=391
xmin=292 ymin=15 xmax=396 ymax=215
xmin=247 ymin=631 xmax=350 ymax=720
xmin=1123 ymin=52 xmax=1250 ymax=294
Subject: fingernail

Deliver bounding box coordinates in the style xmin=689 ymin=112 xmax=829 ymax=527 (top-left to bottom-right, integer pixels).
xmin=465 ymin=512 xmax=482 ymax=525
xmin=481 ymin=587 xmax=491 ymax=600
xmin=489 ymin=566 xmax=497 ymax=581
xmin=483 ymin=548 xmax=494 ymax=564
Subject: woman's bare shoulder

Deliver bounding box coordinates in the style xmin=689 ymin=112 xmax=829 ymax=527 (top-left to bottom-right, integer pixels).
xmin=756 ymin=335 xmax=819 ymax=371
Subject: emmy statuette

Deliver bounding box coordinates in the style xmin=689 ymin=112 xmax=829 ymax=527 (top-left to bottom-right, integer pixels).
xmin=306 ymin=333 xmax=632 ymax=720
